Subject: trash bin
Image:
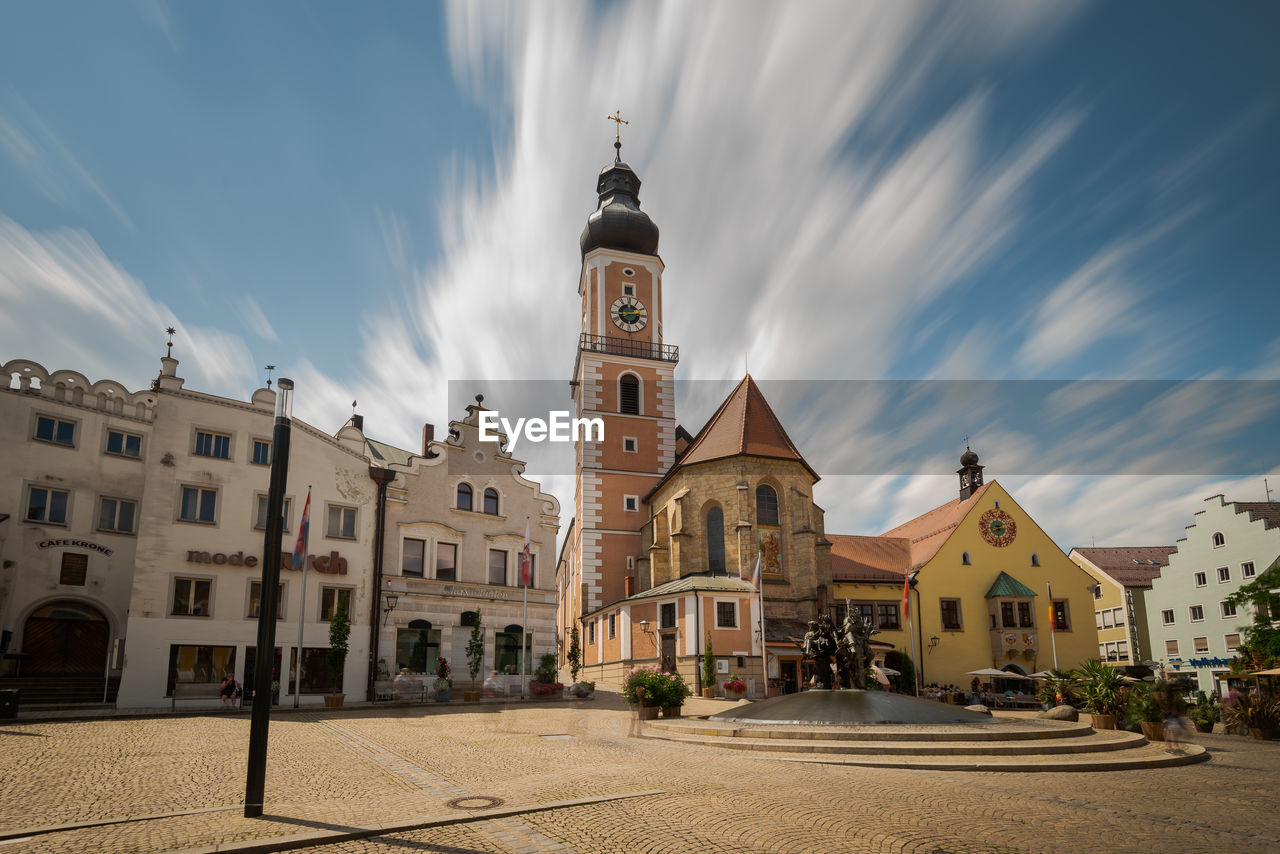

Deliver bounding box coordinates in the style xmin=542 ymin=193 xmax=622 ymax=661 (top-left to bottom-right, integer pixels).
xmin=0 ymin=689 xmax=18 ymax=719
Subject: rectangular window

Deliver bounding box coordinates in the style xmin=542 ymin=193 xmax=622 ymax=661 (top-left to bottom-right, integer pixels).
xmin=1242 ymin=561 xmax=1256 ymax=578
xmin=320 ymin=586 xmax=352 ymax=621
xmin=1165 ymin=639 xmax=1179 ymax=657
xmin=608 ymin=613 xmax=617 ymax=638
xmin=179 ymin=486 xmax=217 ymax=524
xmin=167 ymin=645 xmax=235 ymax=695
xmin=247 ymin=581 xmax=284 ymax=619
xmin=1017 ymin=601 xmax=1033 ymax=628
xmin=939 ymin=599 xmax=962 ymax=631
xmin=395 ymin=627 xmax=441 ymax=673
xmin=1093 ymin=584 xmax=1103 ymax=600
xmin=1161 ymin=609 xmax=1175 ymax=625
xmin=253 ymin=495 xmax=291 ymax=531
xmin=1217 ymin=566 xmax=1230 ymax=583
xmin=59 ymin=552 xmax=88 ymax=586
xmin=1117 ymin=640 xmax=1129 ymax=660
xmin=1052 ymin=600 xmax=1071 ymax=631
xmin=251 ymin=439 xmax=271 ymax=465
xmin=660 ymin=602 xmax=677 ymax=629
xmin=1194 ymin=571 xmax=1207 ymax=588
xmin=172 ymin=577 xmax=212 ymax=616
xmin=488 ymin=549 xmax=507 ymax=585
xmin=623 ymin=495 xmax=639 ymax=512
xmin=105 ymin=429 xmax=142 ymax=458
xmin=1225 ymin=633 xmax=1242 ymax=651
xmin=1221 ymin=600 xmax=1237 ymax=619
xmin=876 ymin=602 xmax=900 ymax=630
xmin=494 ymin=631 xmax=531 ymax=675
xmin=193 ymin=430 xmax=231 ymax=459
xmin=852 ymin=603 xmax=874 ymax=623
xmin=26 ymin=485 xmax=70 ymax=525
xmin=1189 ymin=604 xmax=1205 ymax=622
xmin=402 ymin=538 xmax=425 ymax=577
xmin=326 ymin=504 xmax=356 ymax=539
xmin=623 ymin=437 xmax=637 ymax=452
xmin=1000 ymin=602 xmax=1016 ymax=628
xmin=716 ymin=601 xmax=738 ymax=628
xmin=1112 ymin=607 xmax=1124 ymax=627
xmin=587 ymin=621 xmax=596 ymax=644
xmin=297 ymin=647 xmax=335 ymax=694
xmin=97 ymin=496 xmax=137 ymax=533
xmin=35 ymin=414 xmax=76 ymax=446
xmin=435 ymin=542 xmax=457 ymax=581
xmin=1193 ymin=636 xmax=1209 ymax=654
xmin=1101 ymin=609 xmax=1113 ymax=629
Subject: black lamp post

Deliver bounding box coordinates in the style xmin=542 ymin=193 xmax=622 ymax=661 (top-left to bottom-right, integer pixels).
xmin=244 ymin=378 xmax=293 ymax=818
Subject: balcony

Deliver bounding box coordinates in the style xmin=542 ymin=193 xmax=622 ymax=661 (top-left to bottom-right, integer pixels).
xmin=579 ymin=333 xmax=679 ymax=363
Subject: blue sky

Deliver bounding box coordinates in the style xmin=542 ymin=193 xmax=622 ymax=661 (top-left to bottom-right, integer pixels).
xmin=2 ymin=1 xmax=1278 ymax=548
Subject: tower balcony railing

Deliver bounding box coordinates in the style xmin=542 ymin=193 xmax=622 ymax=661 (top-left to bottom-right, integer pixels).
xmin=579 ymin=333 xmax=679 ymax=363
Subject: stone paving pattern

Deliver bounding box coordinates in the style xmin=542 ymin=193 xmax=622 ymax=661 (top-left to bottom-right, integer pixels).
xmin=1 ymin=696 xmax=1278 ymax=852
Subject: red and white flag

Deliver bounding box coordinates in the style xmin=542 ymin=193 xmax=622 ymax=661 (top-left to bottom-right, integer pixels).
xmin=292 ymin=487 xmax=311 ymax=570
xmin=520 ymin=517 xmax=532 ymax=587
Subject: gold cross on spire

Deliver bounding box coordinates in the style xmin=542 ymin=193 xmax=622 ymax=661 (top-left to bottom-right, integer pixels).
xmin=607 ymin=109 xmax=629 ymax=142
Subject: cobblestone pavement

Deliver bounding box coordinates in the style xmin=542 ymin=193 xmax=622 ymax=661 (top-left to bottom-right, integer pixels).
xmin=1 ymin=696 xmax=1278 ymax=853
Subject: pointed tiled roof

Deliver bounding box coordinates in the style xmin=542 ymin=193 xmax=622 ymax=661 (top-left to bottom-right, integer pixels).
xmin=829 ymin=534 xmax=911 ymax=582
xmin=1071 ymin=546 xmax=1175 ymax=588
xmin=985 ymin=571 xmax=1037 ymax=598
xmin=879 ymin=481 xmax=993 ymax=570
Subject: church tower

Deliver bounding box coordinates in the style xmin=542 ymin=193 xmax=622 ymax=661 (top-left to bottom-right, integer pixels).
xmin=957 ymin=446 xmax=984 ymax=499
xmin=566 ymin=134 xmax=678 ymax=621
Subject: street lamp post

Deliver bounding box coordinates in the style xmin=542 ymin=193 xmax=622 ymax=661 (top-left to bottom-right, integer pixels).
xmin=244 ymin=378 xmax=294 ymax=818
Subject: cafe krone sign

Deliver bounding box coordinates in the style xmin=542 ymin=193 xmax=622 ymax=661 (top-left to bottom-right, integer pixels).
xmin=186 ymin=547 xmax=349 ymax=575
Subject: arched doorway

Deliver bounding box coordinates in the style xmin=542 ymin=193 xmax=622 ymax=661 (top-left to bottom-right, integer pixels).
xmin=22 ymin=601 xmax=110 ymax=675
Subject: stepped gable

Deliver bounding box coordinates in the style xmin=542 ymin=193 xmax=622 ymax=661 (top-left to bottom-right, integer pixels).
xmin=674 ymin=375 xmax=817 ymax=477
xmin=829 ymin=534 xmax=910 ymax=582
xmin=879 ymin=481 xmax=993 ymax=570
xmin=1072 ymin=546 xmax=1175 ymax=588
xmin=1234 ymin=501 xmax=1280 ymax=531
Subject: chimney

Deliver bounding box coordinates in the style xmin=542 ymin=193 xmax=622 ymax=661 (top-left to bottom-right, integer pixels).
xmin=422 ymin=423 xmax=435 ymax=456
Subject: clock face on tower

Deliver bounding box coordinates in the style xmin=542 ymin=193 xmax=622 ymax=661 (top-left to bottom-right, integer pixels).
xmin=978 ymin=508 xmax=1017 ymax=547
xmin=611 ymin=296 xmax=648 ymax=331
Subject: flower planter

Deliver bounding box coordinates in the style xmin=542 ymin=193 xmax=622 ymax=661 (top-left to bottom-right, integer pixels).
xmin=636 ymin=705 xmax=659 ymax=720
xmin=661 ymin=705 xmax=682 ymax=718
xmin=463 ymin=691 xmax=481 ymax=702
xmin=1139 ymin=721 xmax=1164 ymax=741
xmin=701 ymin=687 xmax=717 ymax=699
xmin=1193 ymin=722 xmax=1214 ymax=734
xmin=724 ymin=689 xmax=747 ymax=701
xmin=1090 ymin=713 xmax=1116 ymax=730
xmin=435 ymin=691 xmax=451 ymax=703
xmin=323 ymin=694 xmax=344 ymax=708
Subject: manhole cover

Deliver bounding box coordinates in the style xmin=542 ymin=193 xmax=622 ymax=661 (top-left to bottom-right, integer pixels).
xmin=540 ymin=734 xmax=574 ymax=740
xmin=446 ymin=796 xmax=505 ymax=810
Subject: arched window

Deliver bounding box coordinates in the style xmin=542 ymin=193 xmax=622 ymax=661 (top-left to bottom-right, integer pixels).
xmin=1030 ymin=553 xmax=1040 ymax=567
xmin=706 ymin=507 xmax=725 ymax=574
xmin=961 ymin=551 xmax=971 ymax=566
xmin=756 ymin=485 xmax=779 ymax=526
xmin=1211 ymin=532 xmax=1225 ymax=548
xmin=483 ymin=488 xmax=499 ymax=515
xmin=619 ymin=374 xmax=640 ymax=415
xmin=456 ymin=483 xmax=472 ymax=511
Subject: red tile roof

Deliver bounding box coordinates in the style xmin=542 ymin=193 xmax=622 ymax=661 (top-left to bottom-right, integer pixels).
xmin=878 ymin=481 xmax=992 ymax=570
xmin=1234 ymin=501 xmax=1280 ymax=531
xmin=1071 ymin=546 xmax=1175 ymax=588
xmin=829 ymin=534 xmax=911 ymax=582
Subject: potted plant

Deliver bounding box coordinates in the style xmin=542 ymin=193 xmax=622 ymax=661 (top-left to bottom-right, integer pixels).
xmin=1127 ymin=681 xmax=1167 ymax=742
xmin=1077 ymin=659 xmax=1123 ymax=729
xmin=621 ymin=664 xmax=663 ymax=719
xmin=723 ymin=675 xmax=748 ymax=701
xmin=1034 ymin=668 xmax=1080 ymax=709
xmin=324 ymin=603 xmax=350 ymax=707
xmin=566 ymin=624 xmax=593 ymax=697
xmin=1188 ymin=691 xmax=1219 ymax=734
xmin=464 ymin=609 xmax=485 ymax=702
xmin=700 ymin=634 xmax=717 ymax=698
xmin=659 ymin=670 xmax=691 ymax=717
xmin=433 ymin=656 xmax=452 ymax=702
xmin=1230 ymin=693 xmax=1280 ymax=740
xmin=530 ymin=653 xmax=565 ymax=698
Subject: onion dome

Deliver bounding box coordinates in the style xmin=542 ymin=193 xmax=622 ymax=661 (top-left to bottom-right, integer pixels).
xmin=960 ymin=447 xmax=979 ymax=467
xmin=580 ymin=140 xmax=659 ymax=257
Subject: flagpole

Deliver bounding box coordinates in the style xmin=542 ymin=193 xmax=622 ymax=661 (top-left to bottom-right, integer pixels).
xmin=293 ymin=486 xmax=311 ymax=708
xmin=521 ymin=516 xmax=530 ymax=700
xmin=904 ymin=571 xmax=920 ymax=694
xmin=1047 ymin=580 xmax=1059 ymax=670
xmin=758 ymin=581 xmax=767 ymax=699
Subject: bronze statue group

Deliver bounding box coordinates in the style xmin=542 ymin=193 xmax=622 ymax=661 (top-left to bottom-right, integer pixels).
xmin=802 ymin=610 xmax=879 ymax=690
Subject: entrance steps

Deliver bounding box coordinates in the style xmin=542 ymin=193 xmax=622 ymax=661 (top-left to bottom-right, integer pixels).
xmin=640 ymin=716 xmax=1209 ymax=771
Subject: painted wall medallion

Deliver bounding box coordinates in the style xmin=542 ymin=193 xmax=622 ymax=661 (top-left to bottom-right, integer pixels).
xmin=978 ymin=507 xmax=1017 ymax=547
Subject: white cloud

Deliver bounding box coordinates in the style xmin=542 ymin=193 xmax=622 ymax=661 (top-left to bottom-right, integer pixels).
xmin=236 ymin=296 xmax=280 ymax=343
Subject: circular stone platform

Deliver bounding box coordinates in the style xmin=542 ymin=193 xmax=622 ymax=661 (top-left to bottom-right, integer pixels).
xmin=710 ymin=689 xmax=993 ymax=725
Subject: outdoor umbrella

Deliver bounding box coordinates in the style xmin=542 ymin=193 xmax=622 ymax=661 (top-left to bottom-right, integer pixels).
xmin=967 ymin=668 xmax=1030 ymax=680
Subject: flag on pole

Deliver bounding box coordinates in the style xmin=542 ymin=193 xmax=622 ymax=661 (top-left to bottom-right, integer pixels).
xmin=292 ymin=487 xmax=311 ymax=569
xmin=751 ymin=553 xmax=762 ymax=590
xmin=1046 ymin=581 xmax=1055 ymax=631
xmin=520 ymin=517 xmax=532 ymax=587
xmin=901 ymin=572 xmax=910 ymax=620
